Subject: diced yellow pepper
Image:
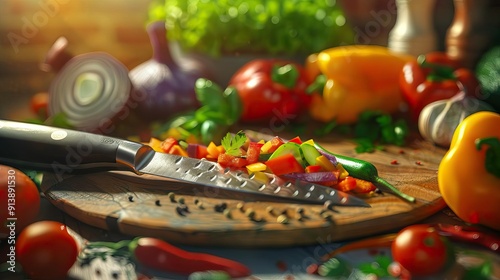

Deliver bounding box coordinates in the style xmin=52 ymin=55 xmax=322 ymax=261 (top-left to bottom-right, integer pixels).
xmin=302 ymin=139 xmax=315 ymax=146
xmin=336 ymin=163 xmax=349 ymax=179
xmin=206 ymin=142 xmax=221 ymax=158
xmin=169 ymin=145 xmax=188 ymax=157
xmin=147 ymin=137 xmax=164 ymax=152
xmin=159 ymin=127 xmax=182 ymax=140
xmin=246 ymin=162 xmax=268 ymax=173
xmin=315 ymin=155 xmax=336 ymax=171
xmin=260 ymin=140 xmax=273 ymax=153
xmin=250 ymin=171 xmax=269 ymax=184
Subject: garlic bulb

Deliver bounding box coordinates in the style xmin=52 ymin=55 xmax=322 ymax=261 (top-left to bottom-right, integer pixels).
xmin=418 ymin=92 xmax=495 ymax=147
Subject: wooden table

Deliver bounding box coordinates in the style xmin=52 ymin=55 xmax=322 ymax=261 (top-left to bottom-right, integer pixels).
xmin=0 ymin=194 xmax=480 ymax=280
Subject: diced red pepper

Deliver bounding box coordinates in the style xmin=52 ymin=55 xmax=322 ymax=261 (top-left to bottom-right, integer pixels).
xmin=187 ymin=144 xmax=208 ymax=159
xmin=161 ymin=137 xmax=178 ymax=153
xmin=267 ymin=136 xmax=285 ymax=154
xmin=265 ymin=153 xmax=305 ymax=176
xmin=335 ymin=176 xmax=357 ymax=192
xmin=168 ymin=145 xmax=188 ymax=157
xmin=246 ymin=142 xmax=263 ymax=164
xmin=305 ymin=165 xmax=322 ymax=173
xmin=288 ymin=136 xmax=303 ymax=144
xmin=217 ymin=153 xmax=235 ymax=167
xmin=352 ymin=178 xmax=377 ymax=193
xmin=218 ymin=153 xmax=248 ymax=169
xmin=231 ymin=157 xmax=248 ymax=168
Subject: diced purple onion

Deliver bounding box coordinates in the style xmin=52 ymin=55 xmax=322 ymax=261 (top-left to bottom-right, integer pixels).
xmin=317 ymin=149 xmax=338 ymax=166
xmin=284 ymin=171 xmax=337 ymax=183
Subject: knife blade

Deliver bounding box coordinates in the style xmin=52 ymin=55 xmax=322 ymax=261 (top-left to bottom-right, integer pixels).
xmin=0 ymin=120 xmax=370 ymax=207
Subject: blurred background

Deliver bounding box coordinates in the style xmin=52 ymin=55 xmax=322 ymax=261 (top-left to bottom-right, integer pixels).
xmin=0 ymin=0 xmax=497 ymax=120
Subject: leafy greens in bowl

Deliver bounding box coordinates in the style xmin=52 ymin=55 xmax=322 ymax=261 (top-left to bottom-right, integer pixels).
xmin=149 ymin=0 xmax=355 ymax=57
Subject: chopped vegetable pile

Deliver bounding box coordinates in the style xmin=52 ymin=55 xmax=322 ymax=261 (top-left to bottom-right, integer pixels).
xmin=148 ymin=131 xmax=378 ymax=194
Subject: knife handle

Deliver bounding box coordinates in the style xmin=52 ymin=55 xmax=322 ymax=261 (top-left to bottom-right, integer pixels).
xmin=0 ymin=120 xmax=151 ymax=174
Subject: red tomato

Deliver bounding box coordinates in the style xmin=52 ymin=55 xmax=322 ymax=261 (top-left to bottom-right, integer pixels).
xmin=399 ymin=52 xmax=479 ymax=121
xmin=217 ymin=153 xmax=248 ymax=168
xmin=16 ymin=221 xmax=79 ymax=280
xmin=391 ymin=224 xmax=448 ymax=276
xmin=246 ymin=142 xmax=263 ymax=164
xmin=0 ymin=165 xmax=40 ymax=238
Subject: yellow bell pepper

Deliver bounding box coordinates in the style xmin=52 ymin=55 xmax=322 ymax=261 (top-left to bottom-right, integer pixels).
xmin=306 ymin=45 xmax=414 ymax=124
xmin=438 ymin=111 xmax=500 ymax=231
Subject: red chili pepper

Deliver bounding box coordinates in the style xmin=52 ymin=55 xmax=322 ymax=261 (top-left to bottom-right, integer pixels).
xmin=229 ymin=59 xmax=312 ymax=122
xmin=132 ymin=237 xmax=251 ymax=278
xmin=399 ymin=52 xmax=480 ymax=121
xmin=434 ymin=224 xmax=500 ymax=253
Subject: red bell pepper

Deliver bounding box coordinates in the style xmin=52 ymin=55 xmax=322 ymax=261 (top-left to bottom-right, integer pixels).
xmin=229 ymin=59 xmax=312 ymax=123
xmin=265 ymin=153 xmax=305 ymax=176
xmin=399 ymin=52 xmax=480 ymax=121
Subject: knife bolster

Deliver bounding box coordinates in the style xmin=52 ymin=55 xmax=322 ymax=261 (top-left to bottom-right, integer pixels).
xmin=116 ymin=141 xmax=154 ymax=174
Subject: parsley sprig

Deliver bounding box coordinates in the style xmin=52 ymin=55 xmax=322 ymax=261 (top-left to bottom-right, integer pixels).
xmin=221 ymin=131 xmax=247 ymax=156
xmin=315 ymin=110 xmax=409 ymax=153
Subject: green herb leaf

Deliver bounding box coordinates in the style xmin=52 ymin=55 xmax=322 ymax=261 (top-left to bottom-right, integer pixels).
xmin=313 ymin=111 xmax=409 ymax=153
xmin=353 ymin=111 xmax=409 ymax=153
xmin=221 ymin=131 xmax=247 ymax=156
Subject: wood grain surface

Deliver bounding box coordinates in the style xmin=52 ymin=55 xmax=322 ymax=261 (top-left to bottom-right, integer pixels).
xmin=40 ymin=134 xmax=448 ymax=248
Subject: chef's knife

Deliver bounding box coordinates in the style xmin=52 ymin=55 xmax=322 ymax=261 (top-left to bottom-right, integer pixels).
xmin=0 ymin=120 xmax=370 ymax=207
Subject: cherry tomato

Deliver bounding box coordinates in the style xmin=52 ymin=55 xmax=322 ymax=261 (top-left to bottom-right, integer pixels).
xmin=0 ymin=165 xmax=40 ymax=238
xmin=391 ymin=224 xmax=448 ymax=276
xmin=16 ymin=221 xmax=79 ymax=280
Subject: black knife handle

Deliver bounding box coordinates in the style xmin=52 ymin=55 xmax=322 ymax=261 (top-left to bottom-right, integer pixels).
xmin=0 ymin=120 xmax=150 ymax=174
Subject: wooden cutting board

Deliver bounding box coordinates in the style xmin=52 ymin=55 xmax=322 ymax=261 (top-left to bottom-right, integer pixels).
xmin=40 ymin=135 xmax=448 ymax=248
